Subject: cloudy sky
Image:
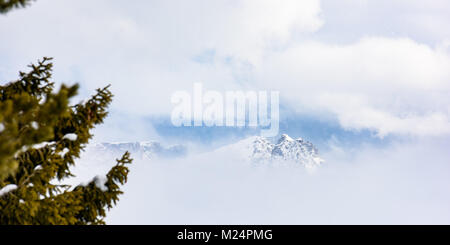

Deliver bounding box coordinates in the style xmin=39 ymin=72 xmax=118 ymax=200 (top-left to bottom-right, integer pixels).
xmin=1 ymin=0 xmax=450 ymax=224
xmin=1 ymin=0 xmax=450 ymax=144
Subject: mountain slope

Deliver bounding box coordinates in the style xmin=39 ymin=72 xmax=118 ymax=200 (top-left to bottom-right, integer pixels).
xmin=84 ymin=141 xmax=187 ymax=161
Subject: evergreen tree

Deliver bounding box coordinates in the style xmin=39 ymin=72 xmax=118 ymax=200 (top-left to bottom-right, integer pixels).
xmin=0 ymin=57 xmax=132 ymax=224
xmin=0 ymin=0 xmax=35 ymax=14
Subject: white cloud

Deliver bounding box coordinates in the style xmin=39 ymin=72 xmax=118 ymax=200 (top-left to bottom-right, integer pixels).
xmin=318 ymin=94 xmax=450 ymax=137
xmin=0 ymin=0 xmax=322 ymax=117
xmin=318 ymin=0 xmax=450 ymax=45
xmin=256 ymin=37 xmax=450 ymax=137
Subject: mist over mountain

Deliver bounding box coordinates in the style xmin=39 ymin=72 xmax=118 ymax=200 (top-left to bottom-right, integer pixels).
xmin=65 ymin=133 xmax=450 ymax=225
xmin=83 ymin=134 xmax=323 ymax=169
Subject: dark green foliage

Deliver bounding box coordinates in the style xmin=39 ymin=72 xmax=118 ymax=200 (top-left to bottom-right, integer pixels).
xmin=0 ymin=58 xmax=132 ymax=224
xmin=0 ymin=0 xmax=35 ymax=14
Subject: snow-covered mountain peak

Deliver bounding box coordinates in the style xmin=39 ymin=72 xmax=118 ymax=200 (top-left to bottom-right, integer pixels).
xmin=214 ymin=134 xmax=324 ymax=169
xmin=271 ymin=134 xmax=323 ymax=168
xmin=278 ymin=134 xmax=294 ymax=143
